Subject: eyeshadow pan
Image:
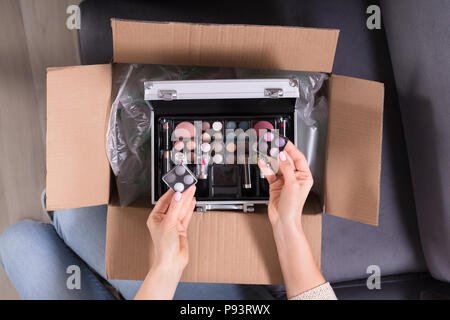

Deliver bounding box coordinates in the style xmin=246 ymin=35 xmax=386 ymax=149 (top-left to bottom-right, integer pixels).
xmin=201 ymin=122 xmax=211 ymax=131
xmin=213 ymin=132 xmax=223 ymax=141
xmin=183 ymin=175 xmax=194 ymax=185
xmin=201 ymin=132 xmax=211 ymax=142
xmin=173 ymin=152 xmax=186 ymax=164
xmin=175 ymin=165 xmax=186 ymax=175
xmin=174 ymin=141 xmax=184 ymax=151
xmin=238 ymin=121 xmax=249 ymax=130
xmin=213 ymin=154 xmax=224 ymax=164
xmin=165 ymin=173 xmax=176 ymax=183
xmin=186 ymin=140 xmax=196 ymax=150
xmin=269 ymin=148 xmax=279 ymax=157
xmin=174 ymin=183 xmax=185 ymax=192
xmin=226 ymin=121 xmax=237 ymax=129
xmin=226 ymin=142 xmax=237 ymax=153
xmin=201 ymin=142 xmax=211 ymax=153
xmin=275 ymin=136 xmax=287 ymax=148
xmin=212 ymin=142 xmax=223 ymax=153
xmin=212 ymin=121 xmax=223 ymax=131
xmin=264 ymin=131 xmax=274 ymax=142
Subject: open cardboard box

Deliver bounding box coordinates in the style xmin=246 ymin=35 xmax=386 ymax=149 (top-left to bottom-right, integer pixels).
xmin=46 ymin=20 xmax=384 ymax=284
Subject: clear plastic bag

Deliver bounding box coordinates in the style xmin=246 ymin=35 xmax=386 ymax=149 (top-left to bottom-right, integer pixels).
xmin=107 ymin=65 xmax=152 ymax=206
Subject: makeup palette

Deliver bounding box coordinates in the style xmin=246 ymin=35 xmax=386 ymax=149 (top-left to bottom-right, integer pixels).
xmin=154 ymin=115 xmax=293 ymax=202
xmin=146 ymin=78 xmax=300 ymax=211
xmin=162 ymin=164 xmax=198 ymax=193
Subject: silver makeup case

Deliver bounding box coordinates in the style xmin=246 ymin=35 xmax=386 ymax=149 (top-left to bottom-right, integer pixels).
xmin=145 ymin=78 xmax=300 ymax=212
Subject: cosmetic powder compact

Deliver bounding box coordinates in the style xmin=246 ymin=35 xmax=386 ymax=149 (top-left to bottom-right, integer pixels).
xmin=162 ymin=164 xmax=198 ymax=193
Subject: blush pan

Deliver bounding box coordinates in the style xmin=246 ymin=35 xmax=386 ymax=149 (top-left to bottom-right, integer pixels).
xmin=174 ymin=122 xmax=196 ymax=139
xmin=253 ymin=121 xmax=274 ymax=137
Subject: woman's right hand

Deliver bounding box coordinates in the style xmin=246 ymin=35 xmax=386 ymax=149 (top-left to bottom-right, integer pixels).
xmin=258 ymin=142 xmax=326 ymax=299
xmin=257 ymin=141 xmax=313 ymax=231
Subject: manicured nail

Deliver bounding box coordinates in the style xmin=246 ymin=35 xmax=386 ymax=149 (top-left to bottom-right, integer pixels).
xmin=174 ymin=192 xmax=182 ymax=201
xmin=279 ymin=151 xmax=286 ymax=161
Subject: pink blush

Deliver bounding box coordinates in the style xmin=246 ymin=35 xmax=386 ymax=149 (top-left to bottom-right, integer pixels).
xmin=174 ymin=122 xmax=196 ymax=139
xmin=253 ymin=121 xmax=274 ymax=137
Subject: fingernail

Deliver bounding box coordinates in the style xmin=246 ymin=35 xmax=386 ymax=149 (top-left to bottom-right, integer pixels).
xmin=279 ymin=151 xmax=286 ymax=161
xmin=174 ymin=192 xmax=182 ymax=201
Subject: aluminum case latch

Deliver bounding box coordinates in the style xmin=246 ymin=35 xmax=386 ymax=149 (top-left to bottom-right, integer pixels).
xmin=264 ymin=88 xmax=284 ymax=98
xmin=158 ymin=89 xmax=177 ymax=101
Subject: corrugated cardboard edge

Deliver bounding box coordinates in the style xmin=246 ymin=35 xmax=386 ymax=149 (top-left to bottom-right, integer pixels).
xmin=324 ymin=74 xmax=384 ymax=226
xmin=105 ymin=204 xmax=322 ymax=284
xmin=46 ymin=64 xmax=112 ymax=210
xmin=111 ymin=19 xmax=339 ymax=73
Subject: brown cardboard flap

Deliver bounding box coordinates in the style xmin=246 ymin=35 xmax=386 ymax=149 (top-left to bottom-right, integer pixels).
xmin=105 ymin=204 xmax=322 ymax=284
xmin=46 ymin=65 xmax=112 ymax=210
xmin=111 ymin=20 xmax=339 ymax=73
xmin=325 ymin=75 xmax=384 ymax=225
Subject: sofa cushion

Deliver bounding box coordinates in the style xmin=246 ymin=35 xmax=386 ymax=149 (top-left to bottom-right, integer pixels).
xmin=381 ymin=0 xmax=450 ymax=282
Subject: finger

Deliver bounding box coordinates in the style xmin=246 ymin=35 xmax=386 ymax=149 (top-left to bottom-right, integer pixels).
xmin=284 ymin=141 xmax=312 ymax=175
xmin=257 ymin=158 xmax=277 ymax=184
xmin=181 ymin=197 xmax=196 ymax=230
xmin=151 ymin=189 xmax=175 ymax=215
xmin=277 ymin=150 xmax=297 ymax=183
xmin=166 ymin=185 xmax=196 ymax=223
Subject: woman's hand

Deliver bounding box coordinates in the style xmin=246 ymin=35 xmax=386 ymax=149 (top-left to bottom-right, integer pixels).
xmin=135 ymin=186 xmax=196 ymax=300
xmin=147 ymin=186 xmax=197 ymax=273
xmin=258 ymin=142 xmax=325 ymax=298
xmin=257 ymin=141 xmax=313 ymax=231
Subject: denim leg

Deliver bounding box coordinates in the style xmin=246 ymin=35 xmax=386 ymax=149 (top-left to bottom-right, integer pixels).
xmin=52 ymin=206 xmax=142 ymax=300
xmin=0 ymin=220 xmax=115 ymax=300
xmin=174 ymin=283 xmax=278 ymax=300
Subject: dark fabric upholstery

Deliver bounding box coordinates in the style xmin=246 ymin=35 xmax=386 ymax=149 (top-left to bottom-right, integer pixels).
xmin=381 ymin=0 xmax=450 ymax=282
xmin=78 ymin=0 xmax=427 ymax=283
xmin=332 ymin=273 xmax=450 ymax=300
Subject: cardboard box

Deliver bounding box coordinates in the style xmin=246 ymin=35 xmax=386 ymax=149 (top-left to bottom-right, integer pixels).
xmin=46 ymin=20 xmax=384 ymax=284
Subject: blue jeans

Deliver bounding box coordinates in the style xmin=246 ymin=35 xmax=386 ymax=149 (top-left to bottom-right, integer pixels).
xmin=0 ymin=206 xmax=284 ymax=300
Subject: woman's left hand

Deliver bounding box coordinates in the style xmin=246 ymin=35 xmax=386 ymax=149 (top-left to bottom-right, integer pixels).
xmin=148 ymin=185 xmax=197 ymax=273
xmin=135 ymin=186 xmax=196 ymax=300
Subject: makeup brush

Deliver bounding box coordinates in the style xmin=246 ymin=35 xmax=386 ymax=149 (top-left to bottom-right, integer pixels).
xmin=243 ymin=137 xmax=252 ymax=189
xmin=162 ymin=120 xmax=171 ymax=174
xmin=280 ymin=117 xmax=288 ymax=137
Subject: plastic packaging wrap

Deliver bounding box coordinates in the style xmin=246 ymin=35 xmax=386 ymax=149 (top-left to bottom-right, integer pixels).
xmin=295 ymin=73 xmax=329 ymax=195
xmin=107 ymin=65 xmax=152 ymax=206
xmin=107 ymin=64 xmax=328 ymax=205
